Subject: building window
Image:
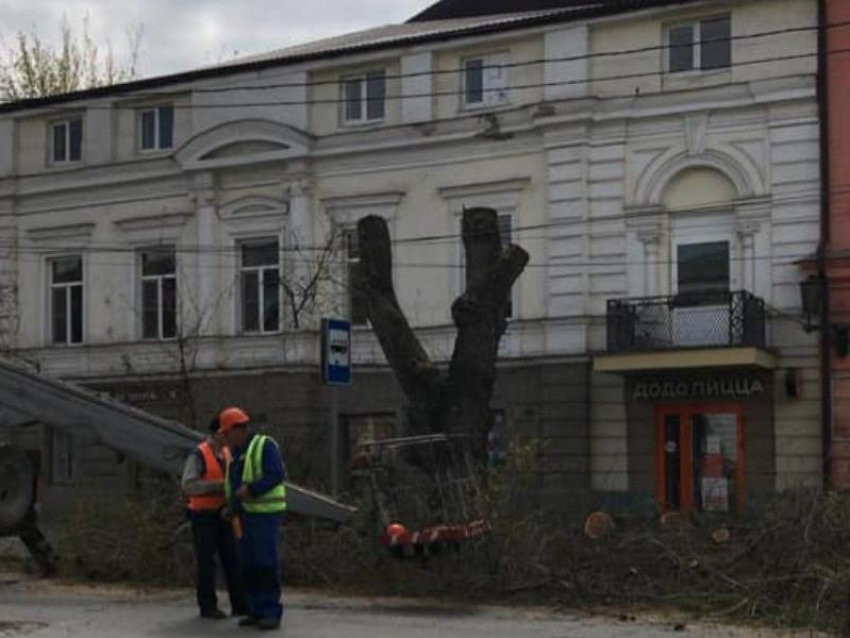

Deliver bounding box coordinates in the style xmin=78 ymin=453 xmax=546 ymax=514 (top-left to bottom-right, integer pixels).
xmin=51 ymin=428 xmax=75 ymax=486
xmin=463 ymin=53 xmax=509 ymax=108
xmin=673 ymin=240 xmax=731 ymax=347
xmin=343 ymin=413 xmax=396 ymax=462
xmin=668 ymin=16 xmax=731 ymax=73
xmin=51 ymin=118 xmax=83 ymax=164
xmin=240 ymin=239 xmax=281 ymax=334
xmin=139 ymin=105 xmax=174 ymax=151
xmin=342 ymin=70 xmax=386 ymax=124
xmin=49 ymin=256 xmax=84 ymax=345
xmin=344 ymin=229 xmax=369 ymax=325
xmin=140 ymin=248 xmax=177 ymax=340
xmin=677 ymin=241 xmax=730 ymax=299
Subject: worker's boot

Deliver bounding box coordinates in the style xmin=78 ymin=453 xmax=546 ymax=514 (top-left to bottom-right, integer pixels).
xmin=200 ymin=608 xmax=227 ymax=620
xmin=257 ymin=617 xmax=281 ymax=631
xmin=238 ymin=616 xmax=260 ymax=627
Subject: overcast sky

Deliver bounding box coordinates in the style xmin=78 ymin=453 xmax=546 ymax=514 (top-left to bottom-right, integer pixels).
xmin=1 ymin=1 xmax=434 ymax=79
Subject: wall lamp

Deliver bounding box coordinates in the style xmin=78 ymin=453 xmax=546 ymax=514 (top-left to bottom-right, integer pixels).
xmin=800 ymin=275 xmax=825 ymax=334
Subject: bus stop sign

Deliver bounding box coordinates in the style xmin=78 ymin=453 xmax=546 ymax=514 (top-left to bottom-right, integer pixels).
xmin=322 ymin=318 xmax=352 ymax=386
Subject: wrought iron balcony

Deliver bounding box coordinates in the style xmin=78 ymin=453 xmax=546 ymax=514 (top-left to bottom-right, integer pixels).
xmin=606 ymin=290 xmax=767 ymax=354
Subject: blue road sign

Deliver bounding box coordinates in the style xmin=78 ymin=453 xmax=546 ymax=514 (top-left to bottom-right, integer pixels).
xmin=322 ymin=318 xmax=352 ymax=386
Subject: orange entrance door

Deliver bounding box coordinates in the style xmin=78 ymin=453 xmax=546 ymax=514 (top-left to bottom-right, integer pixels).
xmin=656 ymin=405 xmax=745 ymax=515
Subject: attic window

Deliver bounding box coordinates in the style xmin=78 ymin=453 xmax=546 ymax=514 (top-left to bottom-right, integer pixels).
xmin=463 ymin=53 xmax=509 ymax=109
xmin=139 ymin=105 xmax=174 ymax=151
xmin=51 ymin=118 xmax=83 ymax=164
xmin=668 ymin=15 xmax=732 ymax=73
xmin=342 ymin=70 xmax=387 ymax=124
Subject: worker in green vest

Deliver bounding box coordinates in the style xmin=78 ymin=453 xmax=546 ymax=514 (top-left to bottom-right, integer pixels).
xmin=219 ymin=407 xmax=287 ymax=631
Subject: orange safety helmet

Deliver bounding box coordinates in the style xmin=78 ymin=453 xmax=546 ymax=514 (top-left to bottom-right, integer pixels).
xmin=218 ymin=406 xmax=250 ymax=433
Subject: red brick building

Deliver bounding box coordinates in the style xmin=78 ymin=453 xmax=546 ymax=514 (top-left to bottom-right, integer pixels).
xmin=820 ymin=0 xmax=850 ymax=488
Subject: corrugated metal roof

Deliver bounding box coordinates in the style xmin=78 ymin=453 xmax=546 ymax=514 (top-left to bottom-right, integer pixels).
xmin=209 ymin=8 xmax=600 ymax=69
xmin=0 ymin=0 xmax=696 ymax=114
xmin=411 ymin=0 xmax=609 ymax=22
xmin=409 ymin=0 xmax=698 ymax=22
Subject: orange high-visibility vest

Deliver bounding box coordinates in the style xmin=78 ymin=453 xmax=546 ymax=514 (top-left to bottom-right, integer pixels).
xmin=187 ymin=442 xmax=232 ymax=512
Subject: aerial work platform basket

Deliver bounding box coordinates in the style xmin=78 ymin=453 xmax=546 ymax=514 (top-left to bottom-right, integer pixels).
xmin=352 ymin=434 xmax=492 ymax=558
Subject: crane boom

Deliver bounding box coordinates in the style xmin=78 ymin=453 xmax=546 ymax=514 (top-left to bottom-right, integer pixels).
xmin=0 ymin=357 xmax=354 ymax=525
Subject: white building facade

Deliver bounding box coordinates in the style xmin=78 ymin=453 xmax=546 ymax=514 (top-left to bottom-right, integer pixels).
xmin=0 ymin=0 xmax=823 ymax=513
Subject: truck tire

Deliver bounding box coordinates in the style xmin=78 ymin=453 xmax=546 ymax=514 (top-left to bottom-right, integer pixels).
xmin=0 ymin=445 xmax=34 ymax=533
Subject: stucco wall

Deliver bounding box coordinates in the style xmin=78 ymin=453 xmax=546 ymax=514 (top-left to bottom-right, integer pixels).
xmin=0 ymin=0 xmax=825 ymax=500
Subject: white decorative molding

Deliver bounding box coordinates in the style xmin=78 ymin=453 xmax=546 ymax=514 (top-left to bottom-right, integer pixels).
xmin=220 ymin=195 xmax=289 ymax=220
xmin=27 ymin=222 xmax=96 ymax=244
xmin=633 ymin=148 xmax=763 ymax=207
xmin=439 ymin=178 xmax=530 ymax=213
xmin=175 ymin=119 xmax=313 ymax=172
xmin=190 ymin=172 xmax=216 ymax=206
xmin=321 ymin=191 xmax=405 ymax=225
xmin=113 ymin=213 xmax=192 ymax=246
xmin=684 ymin=114 xmax=708 ymax=156
xmin=624 ymin=205 xmax=663 ymax=238
xmin=735 ymin=196 xmax=772 ymax=221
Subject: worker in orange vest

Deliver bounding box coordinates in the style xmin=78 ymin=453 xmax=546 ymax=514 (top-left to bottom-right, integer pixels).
xmin=181 ymin=417 xmax=250 ymax=620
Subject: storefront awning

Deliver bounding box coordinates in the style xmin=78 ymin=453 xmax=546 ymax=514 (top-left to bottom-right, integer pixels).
xmin=594 ymin=346 xmax=777 ymax=374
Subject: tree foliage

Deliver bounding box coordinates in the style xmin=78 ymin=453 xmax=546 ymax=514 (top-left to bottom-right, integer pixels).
xmin=0 ymin=17 xmax=143 ymax=102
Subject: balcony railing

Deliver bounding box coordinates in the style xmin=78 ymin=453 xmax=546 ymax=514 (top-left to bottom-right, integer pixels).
xmin=606 ymin=290 xmax=767 ymax=353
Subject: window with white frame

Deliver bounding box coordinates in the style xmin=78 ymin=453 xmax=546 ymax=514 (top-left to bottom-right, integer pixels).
xmin=140 ymin=248 xmax=177 ymax=340
xmin=50 ymin=118 xmax=83 ymax=164
xmin=240 ymin=239 xmax=281 ymax=334
xmin=343 ymin=228 xmax=369 ymax=325
xmin=463 ymin=53 xmax=509 ymax=108
xmin=668 ymin=15 xmax=731 ymax=73
xmin=139 ymin=105 xmax=174 ymax=151
xmin=459 ymin=213 xmax=515 ymax=319
xmin=49 ymin=256 xmax=84 ymax=345
xmin=342 ymin=70 xmax=386 ymax=124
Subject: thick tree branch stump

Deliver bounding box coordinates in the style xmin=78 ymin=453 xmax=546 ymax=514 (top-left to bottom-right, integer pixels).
xmin=446 ymin=209 xmax=529 ymax=446
xmin=356 ymin=208 xmax=529 ymax=450
xmin=357 ymin=216 xmax=441 ymax=435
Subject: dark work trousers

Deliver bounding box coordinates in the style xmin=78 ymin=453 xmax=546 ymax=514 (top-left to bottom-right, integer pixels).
xmin=189 ymin=510 xmax=249 ymax=615
xmin=239 ymin=513 xmax=283 ymax=621
xmin=18 ymin=513 xmax=57 ymax=577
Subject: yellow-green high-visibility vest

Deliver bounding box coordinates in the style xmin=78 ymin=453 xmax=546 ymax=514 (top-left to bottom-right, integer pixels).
xmin=225 ymin=435 xmax=287 ymax=514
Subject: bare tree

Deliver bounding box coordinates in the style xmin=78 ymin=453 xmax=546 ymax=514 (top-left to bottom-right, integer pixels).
xmin=281 ymin=228 xmax=342 ymax=331
xmin=356 ymin=207 xmax=529 ymax=452
xmin=0 ymin=16 xmax=144 ymax=101
xmin=110 ymin=234 xmax=342 ymax=428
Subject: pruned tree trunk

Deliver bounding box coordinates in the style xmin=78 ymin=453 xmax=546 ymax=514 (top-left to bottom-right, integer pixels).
xmin=357 ymin=208 xmax=529 ymax=453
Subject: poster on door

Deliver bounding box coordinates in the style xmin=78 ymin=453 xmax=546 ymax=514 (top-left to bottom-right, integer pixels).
xmin=701 ymin=477 xmax=730 ymax=512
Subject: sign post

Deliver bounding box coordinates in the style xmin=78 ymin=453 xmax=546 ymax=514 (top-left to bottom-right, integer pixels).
xmin=321 ymin=319 xmax=352 ymax=496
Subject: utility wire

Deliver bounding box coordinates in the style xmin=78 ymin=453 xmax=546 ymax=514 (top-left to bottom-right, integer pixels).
xmin=122 ymin=20 xmax=850 ymax=96
xmin=0 ymin=181 xmax=829 ymax=256
xmin=11 ymin=45 xmax=844 ymax=110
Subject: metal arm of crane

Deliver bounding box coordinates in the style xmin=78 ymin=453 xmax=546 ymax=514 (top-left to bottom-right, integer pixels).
xmin=0 ymin=357 xmax=355 ymax=525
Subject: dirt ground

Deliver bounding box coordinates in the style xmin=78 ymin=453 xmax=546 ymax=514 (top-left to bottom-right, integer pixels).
xmin=0 ymin=571 xmax=826 ymax=638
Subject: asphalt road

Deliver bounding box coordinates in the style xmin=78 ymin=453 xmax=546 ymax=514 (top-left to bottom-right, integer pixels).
xmin=0 ymin=575 xmax=808 ymax=638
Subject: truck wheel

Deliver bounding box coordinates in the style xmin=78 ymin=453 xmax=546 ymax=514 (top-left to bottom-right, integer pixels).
xmin=0 ymin=445 xmax=34 ymax=533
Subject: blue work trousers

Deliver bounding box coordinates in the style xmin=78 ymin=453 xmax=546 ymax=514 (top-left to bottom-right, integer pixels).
xmin=239 ymin=512 xmax=283 ymax=621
